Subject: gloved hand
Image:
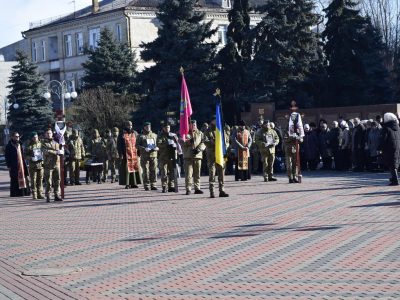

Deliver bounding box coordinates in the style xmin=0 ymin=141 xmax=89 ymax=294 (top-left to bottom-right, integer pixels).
xmin=57 ymin=149 xmax=64 ymax=155
xmin=154 ymin=147 xmax=159 ymax=151
xmin=192 ymin=148 xmax=200 ymax=155
xmin=145 ymin=147 xmax=150 ymax=152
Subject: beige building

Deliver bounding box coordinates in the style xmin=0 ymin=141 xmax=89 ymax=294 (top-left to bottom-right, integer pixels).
xmin=20 ymin=0 xmax=262 ymax=89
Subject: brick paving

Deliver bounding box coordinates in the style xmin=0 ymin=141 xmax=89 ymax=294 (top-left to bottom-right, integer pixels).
xmin=0 ymin=170 xmax=399 ymax=299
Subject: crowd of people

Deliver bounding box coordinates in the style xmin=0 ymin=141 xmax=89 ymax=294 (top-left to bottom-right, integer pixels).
xmin=5 ymin=111 xmax=400 ymax=203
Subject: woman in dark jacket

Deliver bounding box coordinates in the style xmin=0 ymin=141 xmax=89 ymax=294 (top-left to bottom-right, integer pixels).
xmin=380 ymin=113 xmax=400 ymax=185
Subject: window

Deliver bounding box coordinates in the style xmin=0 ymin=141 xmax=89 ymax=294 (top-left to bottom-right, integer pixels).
xmin=217 ymin=25 xmax=228 ymax=45
xmin=76 ymin=32 xmax=84 ymax=55
xmin=32 ymin=42 xmax=37 ymax=62
xmin=116 ymin=24 xmax=122 ymax=42
xmin=64 ymin=34 xmax=72 ymax=57
xmin=89 ymin=27 xmax=100 ymax=49
xmin=40 ymin=40 xmax=46 ymax=61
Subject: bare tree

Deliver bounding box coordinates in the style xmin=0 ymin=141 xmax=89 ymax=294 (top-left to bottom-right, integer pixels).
xmin=360 ymin=0 xmax=400 ymax=67
xmin=68 ymin=88 xmax=135 ymax=136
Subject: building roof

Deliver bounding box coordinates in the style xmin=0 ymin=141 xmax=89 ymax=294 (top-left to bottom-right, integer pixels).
xmin=26 ymin=0 xmax=264 ymax=32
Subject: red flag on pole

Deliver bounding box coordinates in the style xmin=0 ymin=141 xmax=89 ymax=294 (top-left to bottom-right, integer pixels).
xmin=179 ymin=71 xmax=193 ymax=141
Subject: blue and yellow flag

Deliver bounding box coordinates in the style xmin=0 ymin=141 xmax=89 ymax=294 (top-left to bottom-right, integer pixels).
xmin=215 ymin=97 xmax=226 ymax=167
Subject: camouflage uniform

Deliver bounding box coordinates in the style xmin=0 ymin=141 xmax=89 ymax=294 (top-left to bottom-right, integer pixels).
xmin=157 ymin=128 xmax=179 ymax=192
xmin=102 ymin=130 xmax=111 ymax=182
xmin=283 ymin=132 xmax=303 ymax=182
xmin=89 ymin=129 xmax=107 ymax=183
xmin=137 ymin=125 xmax=158 ymax=190
xmin=107 ymin=127 xmax=120 ymax=183
xmin=255 ymin=125 xmax=280 ymax=181
xmin=68 ymin=129 xmax=85 ymax=185
xmin=42 ymin=138 xmax=61 ymax=201
xmin=181 ymin=126 xmax=206 ymax=194
xmin=26 ymin=139 xmax=44 ymax=199
xmin=204 ymin=125 xmax=230 ymax=198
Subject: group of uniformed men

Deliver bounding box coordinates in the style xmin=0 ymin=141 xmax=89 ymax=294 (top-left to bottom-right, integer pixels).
xmin=20 ymin=112 xmax=303 ymax=203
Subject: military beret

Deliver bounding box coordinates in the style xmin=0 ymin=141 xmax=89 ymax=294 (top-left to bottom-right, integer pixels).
xmin=112 ymin=127 xmax=119 ymax=132
xmin=162 ymin=121 xmax=171 ymax=127
xmin=190 ymin=120 xmax=197 ymax=124
xmin=31 ymin=131 xmax=38 ymax=138
xmin=143 ymin=121 xmax=151 ymax=127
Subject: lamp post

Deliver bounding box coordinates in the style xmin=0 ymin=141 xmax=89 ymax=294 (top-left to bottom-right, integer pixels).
xmin=4 ymin=95 xmax=20 ymax=144
xmin=43 ymin=80 xmax=78 ymax=199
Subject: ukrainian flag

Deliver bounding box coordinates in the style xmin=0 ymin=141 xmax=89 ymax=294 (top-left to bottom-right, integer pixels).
xmin=215 ymin=99 xmax=226 ymax=167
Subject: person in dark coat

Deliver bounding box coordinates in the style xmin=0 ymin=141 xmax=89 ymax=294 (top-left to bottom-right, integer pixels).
xmin=301 ymin=124 xmax=319 ymax=170
xmin=5 ymin=131 xmax=29 ymax=197
xmin=352 ymin=118 xmax=366 ymax=171
xmin=327 ymin=121 xmax=342 ymax=170
xmin=380 ymin=113 xmax=400 ymax=185
xmin=318 ymin=121 xmax=332 ymax=169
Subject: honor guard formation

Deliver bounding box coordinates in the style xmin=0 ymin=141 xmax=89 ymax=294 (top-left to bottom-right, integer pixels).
xmin=5 ymin=105 xmax=400 ymax=202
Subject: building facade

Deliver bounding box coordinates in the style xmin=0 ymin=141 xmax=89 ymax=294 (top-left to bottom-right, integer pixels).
xmin=19 ymin=0 xmax=262 ymax=90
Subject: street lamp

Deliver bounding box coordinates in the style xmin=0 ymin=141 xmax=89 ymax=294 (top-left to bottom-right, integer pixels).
xmin=4 ymin=95 xmax=19 ymax=144
xmin=43 ymin=80 xmax=78 ymax=121
xmin=43 ymin=80 xmax=78 ymax=200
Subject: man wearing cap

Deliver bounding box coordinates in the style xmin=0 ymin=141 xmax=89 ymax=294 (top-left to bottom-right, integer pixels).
xmin=157 ymin=121 xmax=180 ymax=193
xmin=42 ymin=128 xmax=63 ymax=202
xmin=255 ymin=120 xmax=279 ymax=182
xmin=101 ymin=129 xmax=111 ymax=182
xmin=26 ymin=132 xmax=44 ymax=199
xmin=118 ymin=121 xmax=141 ymax=188
xmin=204 ymin=115 xmax=229 ymax=198
xmin=137 ymin=122 xmax=159 ymax=191
xmin=89 ymin=129 xmax=107 ymax=183
xmin=68 ymin=129 xmax=85 ymax=185
xmin=107 ymin=127 xmax=120 ymax=183
xmin=181 ymin=120 xmax=206 ymax=195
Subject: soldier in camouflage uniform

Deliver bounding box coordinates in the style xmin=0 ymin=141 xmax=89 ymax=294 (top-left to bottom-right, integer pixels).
xmin=107 ymin=127 xmax=120 ymax=183
xmin=102 ymin=129 xmax=111 ymax=182
xmin=26 ymin=132 xmax=44 ymax=199
xmin=42 ymin=128 xmax=63 ymax=202
xmin=157 ymin=122 xmax=180 ymax=193
xmin=204 ymin=116 xmax=229 ymax=198
xmin=68 ymin=129 xmax=85 ymax=185
xmin=137 ymin=122 xmax=159 ymax=191
xmin=181 ymin=120 xmax=206 ymax=195
xmin=89 ymin=129 xmax=107 ymax=184
xmin=255 ymin=120 xmax=280 ymax=182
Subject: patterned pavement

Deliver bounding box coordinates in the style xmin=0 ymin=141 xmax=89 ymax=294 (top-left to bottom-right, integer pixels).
xmin=0 ymin=170 xmax=400 ymax=299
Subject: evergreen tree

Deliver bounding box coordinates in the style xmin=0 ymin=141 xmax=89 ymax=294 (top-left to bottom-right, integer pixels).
xmin=136 ymin=0 xmax=218 ymax=125
xmin=82 ymin=28 xmax=137 ymax=94
xmin=7 ymin=51 xmax=54 ymax=141
xmin=248 ymin=0 xmax=321 ymax=108
xmin=217 ymin=0 xmax=252 ymax=124
xmin=323 ymin=0 xmax=392 ymax=106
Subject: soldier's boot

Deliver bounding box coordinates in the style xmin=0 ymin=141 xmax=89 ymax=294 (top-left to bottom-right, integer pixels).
xmin=264 ymin=177 xmax=268 ymax=182
xmin=168 ymin=187 xmax=175 ymax=193
xmin=219 ymin=191 xmax=229 ymax=197
xmin=293 ymin=178 xmax=300 ymax=183
xmin=194 ymin=189 xmax=204 ymax=194
xmin=151 ymin=186 xmax=158 ymax=191
xmin=111 ymin=176 xmax=115 ymax=183
xmin=75 ymin=181 xmax=82 ymax=185
xmin=268 ymin=176 xmax=277 ymax=181
xmin=186 ymin=190 xmax=191 ymax=195
xmin=162 ymin=186 xmax=167 ymax=193
xmin=69 ymin=181 xmax=75 ymax=186
xmin=32 ymin=192 xmax=37 ymax=200
xmin=210 ymin=190 xmax=215 ymax=198
xmin=46 ymin=195 xmax=50 ymax=203
xmin=144 ymin=186 xmax=150 ymax=191
xmin=289 ymin=178 xmax=294 ymax=184
xmin=37 ymin=193 xmax=44 ymax=200
xmin=54 ymin=195 xmax=63 ymax=202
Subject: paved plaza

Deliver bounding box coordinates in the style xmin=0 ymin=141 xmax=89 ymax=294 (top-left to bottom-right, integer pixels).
xmin=0 ymin=170 xmax=399 ymax=299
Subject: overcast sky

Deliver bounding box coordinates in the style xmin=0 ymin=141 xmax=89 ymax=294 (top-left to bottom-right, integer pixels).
xmin=0 ymin=0 xmax=89 ymax=48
